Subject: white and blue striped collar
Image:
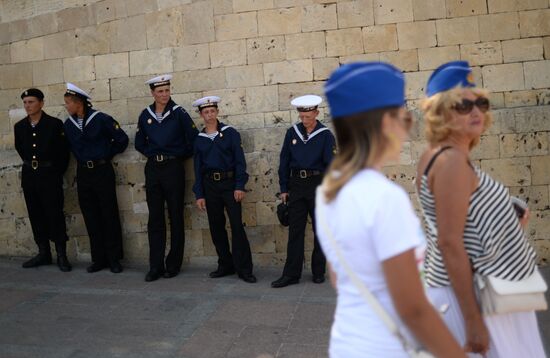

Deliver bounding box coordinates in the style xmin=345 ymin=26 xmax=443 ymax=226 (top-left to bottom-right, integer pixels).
xmin=69 ymin=110 xmax=100 ymax=131
xmin=292 ymin=123 xmax=329 ymax=143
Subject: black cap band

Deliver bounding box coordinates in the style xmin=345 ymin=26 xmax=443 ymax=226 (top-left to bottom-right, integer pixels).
xmin=149 ymin=80 xmax=171 ymax=90
xmin=21 ymin=88 xmax=44 ymax=100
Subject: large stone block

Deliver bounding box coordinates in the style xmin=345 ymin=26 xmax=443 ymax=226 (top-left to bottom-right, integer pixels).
xmin=247 ymin=36 xmax=286 ymax=64
xmin=63 ymin=56 xmax=95 ymax=82
xmin=129 ymin=48 xmax=173 ymax=76
xmin=508 ymin=185 xmax=549 ymax=212
xmin=0 ymin=45 xmax=9 ymax=66
xmin=482 ymin=63 xmax=524 ymax=92
xmin=301 ymin=4 xmax=337 ymax=32
xmin=469 ymin=135 xmax=500 ymax=160
xmin=75 ymin=23 xmax=112 ymax=56
xmin=258 ymin=7 xmax=301 ymax=36
xmin=215 ymin=12 xmax=258 ymax=41
xmin=205 ymin=88 xmax=247 ymax=116
xmin=246 ymin=85 xmax=279 ymax=113
xmin=531 ymin=156 xmax=550 ymax=185
xmin=95 ymin=53 xmax=129 ymax=80
xmin=513 ymin=106 xmax=550 ymax=133
xmin=379 ymin=50 xmax=418 ymax=72
xmin=488 ymin=0 xmax=547 ymax=13
xmin=72 ymin=79 xmax=111 ymax=102
xmin=263 ymin=59 xmax=313 ymax=85
xmin=446 ymin=0 xmax=487 ymax=17
xmin=43 ymin=31 xmax=77 ymax=60
xmin=524 ymin=60 xmax=550 ymax=90
xmin=436 ymin=17 xmax=480 ymax=46
xmin=480 ymin=157 xmax=531 ymax=186
xmin=313 ymin=57 xmax=339 ymax=80
xmin=278 ymin=82 xmax=324 ymax=110
xmin=110 ymin=15 xmax=148 ymax=53
xmin=182 ymin=1 xmax=215 ymax=44
xmin=418 ymin=45 xmax=460 ymax=70
xmin=253 ymin=127 xmax=287 ymax=152
xmin=404 ymin=70 xmax=431 ymax=99
xmin=225 ymin=112 xmax=264 ymax=129
xmin=0 ymin=63 xmax=33 ymax=90
xmin=285 ymin=32 xmax=326 ymax=60
xmin=519 ymin=9 xmax=550 ymax=37
xmin=210 ymin=40 xmax=247 ymax=67
xmin=233 ymin=0 xmax=273 ymax=12
xmin=172 ymin=68 xmax=226 ymax=93
xmin=479 ymin=12 xmax=520 ymax=42
xmin=173 ymin=44 xmax=211 ymax=71
xmin=93 ymin=0 xmax=117 ymax=23
xmin=362 ymin=25 xmax=397 ymax=53
xmin=502 ymin=38 xmax=544 ymax=63
xmin=326 ymin=28 xmax=364 ymax=57
xmin=0 ymin=23 xmax=9 ymax=45
xmin=264 ymin=110 xmax=291 ymax=127
xmin=412 ymin=0 xmax=445 ymax=20
xmin=337 ymin=0 xmax=374 ymax=28
xmin=504 ymin=90 xmax=538 ymax=108
xmin=542 ymin=37 xmax=550 ymax=60
xmin=374 ymin=0 xmax=413 ymax=24
xmin=10 ymin=38 xmax=44 ymax=63
xmin=500 ymin=133 xmax=548 ymax=158
xmin=57 ymin=6 xmax=95 ymax=32
xmin=397 ymin=21 xmax=436 ymax=50
xmin=111 ymin=76 xmax=152 ymax=100
xmin=94 ymin=99 xmax=129 ymax=124
xmin=125 ymin=0 xmax=158 ymax=16
xmin=145 ymin=8 xmax=183 ymax=49
xmin=460 ymin=41 xmax=503 ymax=66
xmin=226 ymin=64 xmax=265 ymax=88
xmin=32 ymin=60 xmax=63 ymax=86
xmin=29 ymin=13 xmax=59 ymax=38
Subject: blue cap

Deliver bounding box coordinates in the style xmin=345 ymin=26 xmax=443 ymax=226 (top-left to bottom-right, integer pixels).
xmin=426 ymin=61 xmax=475 ymax=97
xmin=324 ymin=62 xmax=405 ymax=118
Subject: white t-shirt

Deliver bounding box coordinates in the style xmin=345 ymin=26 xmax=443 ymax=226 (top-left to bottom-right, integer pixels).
xmin=315 ymin=169 xmax=426 ymax=358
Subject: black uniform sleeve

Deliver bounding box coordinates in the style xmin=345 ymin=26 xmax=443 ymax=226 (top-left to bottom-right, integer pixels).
xmin=55 ymin=118 xmax=70 ymax=174
xmin=178 ymin=108 xmax=199 ymax=159
xmin=14 ymin=123 xmax=24 ymax=160
xmin=232 ymin=129 xmax=248 ymax=190
xmin=192 ymin=141 xmax=204 ymax=199
xmin=134 ymin=114 xmax=147 ymax=156
xmin=322 ymin=131 xmax=336 ymax=170
xmin=278 ymin=129 xmax=292 ymax=193
xmin=104 ymin=114 xmax=129 ymax=157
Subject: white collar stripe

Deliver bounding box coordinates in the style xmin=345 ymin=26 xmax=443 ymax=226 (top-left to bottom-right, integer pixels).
xmin=292 ymin=124 xmax=329 ymax=143
xmin=84 ymin=111 xmax=99 ymax=127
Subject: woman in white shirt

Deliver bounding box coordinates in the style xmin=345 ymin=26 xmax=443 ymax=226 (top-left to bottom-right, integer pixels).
xmin=316 ymin=62 xmax=465 ymax=358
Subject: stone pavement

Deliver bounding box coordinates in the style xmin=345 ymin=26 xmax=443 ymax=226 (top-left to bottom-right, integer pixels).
xmin=0 ymin=258 xmax=548 ymax=358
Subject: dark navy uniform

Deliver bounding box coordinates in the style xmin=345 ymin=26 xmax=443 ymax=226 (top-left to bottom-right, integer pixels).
xmin=278 ymin=121 xmax=336 ymax=280
xmin=64 ymin=108 xmax=128 ymax=268
xmin=135 ymin=99 xmax=198 ymax=276
xmin=193 ymin=121 xmax=253 ymax=277
xmin=14 ymin=110 xmax=70 ymax=263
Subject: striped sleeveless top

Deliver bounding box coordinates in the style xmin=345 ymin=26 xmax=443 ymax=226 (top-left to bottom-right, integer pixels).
xmin=419 ymin=147 xmax=537 ymax=287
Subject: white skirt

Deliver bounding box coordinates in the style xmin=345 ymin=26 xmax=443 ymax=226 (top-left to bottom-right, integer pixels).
xmin=427 ymin=286 xmax=547 ymax=358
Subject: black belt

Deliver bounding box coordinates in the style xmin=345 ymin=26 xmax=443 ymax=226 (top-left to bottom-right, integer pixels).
xmin=78 ymin=159 xmax=108 ymax=169
xmin=205 ymin=171 xmax=234 ymax=181
xmin=290 ymin=169 xmax=322 ymax=178
xmin=148 ymin=154 xmax=181 ymax=163
xmin=23 ymin=160 xmax=53 ymax=170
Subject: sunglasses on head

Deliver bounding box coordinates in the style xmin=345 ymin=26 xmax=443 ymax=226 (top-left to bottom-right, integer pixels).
xmin=453 ymin=97 xmax=490 ymax=115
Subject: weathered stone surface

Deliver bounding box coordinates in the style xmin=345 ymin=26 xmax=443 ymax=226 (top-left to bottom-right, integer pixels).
xmin=301 ymin=4 xmax=337 ymax=32
xmin=110 ymin=16 xmax=148 ymax=52
xmin=0 ymin=63 xmax=33 ymax=90
xmin=481 ymin=157 xmax=532 ymax=186
xmin=182 ymin=1 xmax=216 ymax=44
xmin=43 ymin=31 xmax=77 ymax=60
xmin=362 ymin=25 xmax=397 ymax=53
xmin=111 ymin=76 xmax=152 ymax=100
xmin=29 ymin=13 xmax=59 ymax=38
xmin=285 ymin=32 xmax=326 ymax=60
xmin=479 ymin=12 xmax=520 ymax=42
xmin=95 ymin=53 xmax=129 ymax=80
xmin=524 ymin=60 xmax=550 ymax=90
xmin=172 ymin=68 xmax=227 ymax=93
xmin=488 ymin=0 xmax=548 ymax=13
xmin=397 ymin=21 xmax=436 ymax=50
xmin=246 ymin=85 xmax=279 ymax=113
xmin=145 ymin=8 xmax=183 ymax=49
xmin=210 ymin=40 xmax=247 ymax=67
xmin=258 ymin=7 xmax=301 ymax=36
xmin=226 ymin=64 xmax=265 ymax=88
xmin=215 ymin=12 xmax=258 ymax=41
xmin=418 ymin=46 xmax=460 ymax=70
xmin=500 ymin=133 xmax=548 ymax=158
xmin=10 ymin=38 xmax=44 ymax=63
xmin=502 ymin=38 xmax=544 ymax=63
xmin=0 ymin=45 xmax=9 ymax=66
xmin=57 ymin=6 xmax=95 ymax=32
xmin=312 ymin=57 xmax=339 ymax=80
xmin=446 ymin=0 xmax=487 ymax=17
xmin=436 ymin=17 xmax=480 ymax=45
xmin=482 ymin=63 xmax=524 ymax=92
xmin=374 ymin=0 xmax=413 ymax=24
xmin=32 ymin=59 xmax=63 ymax=86
xmin=337 ymin=0 xmax=374 ymax=28
xmin=247 ymin=36 xmax=286 ymax=64
xmin=173 ymin=44 xmax=210 ymax=71
xmin=264 ymin=59 xmax=313 ymax=85
xmin=63 ymin=56 xmax=95 ymax=82
xmin=412 ymin=0 xmax=445 ymax=20
xmin=519 ymin=9 xmax=550 ymax=37
xmin=531 ymin=155 xmax=550 ymax=185
xmin=379 ymin=49 xmax=418 ymax=72
xmin=75 ymin=23 xmax=112 ymax=56
xmin=233 ymin=0 xmax=273 ymax=12
xmin=460 ymin=41 xmax=503 ymax=66
xmin=130 ymin=48 xmax=173 ymax=76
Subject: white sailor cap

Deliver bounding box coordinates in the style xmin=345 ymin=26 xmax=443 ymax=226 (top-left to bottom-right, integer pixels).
xmin=192 ymin=96 xmax=221 ymax=111
xmin=290 ymin=94 xmax=322 ymax=112
xmin=145 ymin=74 xmax=172 ymax=89
xmin=65 ymin=83 xmax=91 ymax=100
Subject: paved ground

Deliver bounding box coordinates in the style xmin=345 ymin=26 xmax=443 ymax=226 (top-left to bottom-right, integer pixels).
xmin=0 ymin=258 xmax=548 ymax=358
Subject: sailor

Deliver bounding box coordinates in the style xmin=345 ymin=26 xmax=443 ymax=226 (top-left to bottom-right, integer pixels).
xmin=135 ymin=74 xmax=199 ymax=282
xmin=63 ymin=83 xmax=128 ymax=274
xmin=271 ymin=95 xmax=336 ymax=288
xmin=14 ymin=88 xmax=72 ymax=272
xmin=192 ymin=96 xmax=256 ymax=283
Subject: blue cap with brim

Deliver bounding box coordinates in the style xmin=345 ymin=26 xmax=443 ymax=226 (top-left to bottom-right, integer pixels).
xmin=426 ymin=61 xmax=475 ymax=97
xmin=324 ymin=62 xmax=405 ymax=118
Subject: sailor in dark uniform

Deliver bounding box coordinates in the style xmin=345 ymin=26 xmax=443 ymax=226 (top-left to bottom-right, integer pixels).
xmin=192 ymin=96 xmax=256 ymax=283
xmin=14 ymin=88 xmax=72 ymax=272
xmin=63 ymin=83 xmax=128 ymax=274
xmin=271 ymin=95 xmax=336 ymax=288
xmin=135 ymin=74 xmax=199 ymax=282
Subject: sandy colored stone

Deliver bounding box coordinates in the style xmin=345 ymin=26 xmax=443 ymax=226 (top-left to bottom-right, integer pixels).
xmin=325 ymin=28 xmax=364 ymax=57
xmin=0 ymin=23 xmax=10 ymax=45
xmin=301 ymin=3 xmax=337 ymax=32
xmin=412 ymin=0 xmax=445 ymax=20
xmin=32 ymin=59 xmax=63 ymax=86
xmin=504 ymin=90 xmax=538 ymax=108
xmin=418 ymin=45 xmax=460 ymax=70
xmin=258 ymin=7 xmax=301 ymax=36
xmin=71 ymin=80 xmax=111 ymax=102
xmin=482 ymin=63 xmax=524 ymax=92
xmin=44 ymin=31 xmax=77 ymax=60
xmin=531 ymin=155 xmax=550 ymax=185
xmin=246 ymin=85 xmax=279 ymax=113
xmin=524 ymin=60 xmax=550 ymax=90
xmin=173 ymin=44 xmax=211 ymax=71
xmin=0 ymin=45 xmax=9 ymax=65
xmin=379 ymin=49 xmax=419 ymax=72
xmin=75 ymin=23 xmax=111 ymax=56
xmin=225 ymin=113 xmax=265 ymax=129
xmin=519 ymin=9 xmax=550 ymax=37
xmin=480 ymin=157 xmax=531 ymax=186
xmin=362 ymin=25 xmax=397 ymax=53
xmin=374 ymin=0 xmax=413 ymax=24
xmin=488 ymin=0 xmax=547 ymax=13
xmin=125 ymin=0 xmax=158 ymax=16
xmin=313 ymin=57 xmax=339 ymax=81
xmin=215 ymin=12 xmax=258 ymax=41
xmin=145 ymin=8 xmax=183 ymax=49
xmin=95 ymin=53 xmax=129 ymax=80
xmin=93 ymin=0 xmax=117 ymax=24
xmin=57 ymin=6 xmax=95 ymax=32
xmin=29 ymin=13 xmax=59 ymax=38
xmin=502 ymin=38 xmax=544 ymax=63
xmin=404 ymin=70 xmax=431 ymax=99
xmin=397 ymin=21 xmax=436 ymax=50
xmin=110 ymin=15 xmax=148 ymax=52
xmin=233 ymin=0 xmax=273 ymax=12
xmin=436 ymin=17 xmax=480 ymax=46
xmin=277 ymin=82 xmax=324 ymax=110
xmin=210 ymin=40 xmax=247 ymax=67
xmin=205 ymin=88 xmax=246 ymax=116
xmin=479 ymin=12 xmax=520 ymax=42
xmin=172 ymin=68 xmax=226 ymax=93
xmin=182 ymin=1 xmax=216 ymax=44
xmin=446 ymin=0 xmax=487 ymax=17
xmin=264 ymin=110 xmax=291 ymax=127
xmin=500 ymin=133 xmax=548 ymax=158
xmin=247 ymin=36 xmax=286 ymax=65
xmin=264 ymin=59 xmax=313 ymax=85
xmin=129 ymin=48 xmax=173 ymax=76
xmin=285 ymin=32 xmax=326 ymax=60
xmin=543 ymin=37 xmax=550 ymax=60
xmin=10 ymin=38 xmax=44 ymax=63
xmin=0 ymin=63 xmax=33 ymax=90
xmin=460 ymin=41 xmax=503 ymax=66
xmin=110 ymin=75 xmax=152 ymax=100
xmin=337 ymin=0 xmax=374 ymax=28
xmin=339 ymin=53 xmax=381 ymax=64
xmin=226 ymin=64 xmax=265 ymax=88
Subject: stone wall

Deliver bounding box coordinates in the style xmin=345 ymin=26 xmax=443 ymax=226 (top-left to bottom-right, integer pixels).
xmin=1 ymin=0 xmax=549 ymax=266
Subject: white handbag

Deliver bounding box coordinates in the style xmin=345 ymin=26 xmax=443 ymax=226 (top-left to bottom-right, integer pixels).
xmin=318 ymin=205 xmax=435 ymax=358
xmin=475 ymin=269 xmax=548 ymax=316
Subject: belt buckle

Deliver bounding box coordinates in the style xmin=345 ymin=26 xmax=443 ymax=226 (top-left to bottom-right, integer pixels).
xmin=213 ymin=172 xmax=221 ymax=181
xmin=86 ymin=160 xmax=94 ymax=169
xmin=31 ymin=160 xmax=38 ymax=170
xmin=299 ymin=170 xmax=307 ymax=179
xmin=156 ymin=154 xmax=164 ymax=162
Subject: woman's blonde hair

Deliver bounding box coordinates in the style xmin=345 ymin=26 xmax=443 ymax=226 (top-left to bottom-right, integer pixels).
xmin=322 ymin=108 xmax=398 ymax=202
xmin=421 ymin=86 xmax=493 ymax=148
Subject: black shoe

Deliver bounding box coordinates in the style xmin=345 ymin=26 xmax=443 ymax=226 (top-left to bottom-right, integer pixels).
xmin=163 ymin=271 xmax=179 ymax=279
xmin=238 ymin=273 xmax=257 ymax=283
xmin=208 ymin=267 xmax=236 ymax=278
xmin=57 ymin=255 xmax=72 ymax=272
xmin=86 ymin=262 xmax=107 ymax=273
xmin=271 ymin=275 xmax=299 ymax=288
xmin=109 ymin=261 xmax=123 ymax=274
xmin=312 ymin=275 xmax=325 ymax=284
xmin=22 ymin=253 xmax=52 ymax=268
xmin=145 ymin=269 xmax=164 ymax=282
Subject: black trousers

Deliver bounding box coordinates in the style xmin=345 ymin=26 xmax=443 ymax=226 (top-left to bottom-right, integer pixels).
xmin=282 ymin=175 xmax=326 ymax=278
xmin=145 ymin=159 xmax=186 ymax=273
xmin=203 ymin=177 xmax=253 ymax=275
xmin=76 ymin=162 xmax=123 ymax=264
xmin=21 ymin=166 xmax=68 ymax=247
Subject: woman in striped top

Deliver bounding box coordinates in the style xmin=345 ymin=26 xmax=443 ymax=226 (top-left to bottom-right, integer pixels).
xmin=416 ymin=61 xmax=545 ymax=357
